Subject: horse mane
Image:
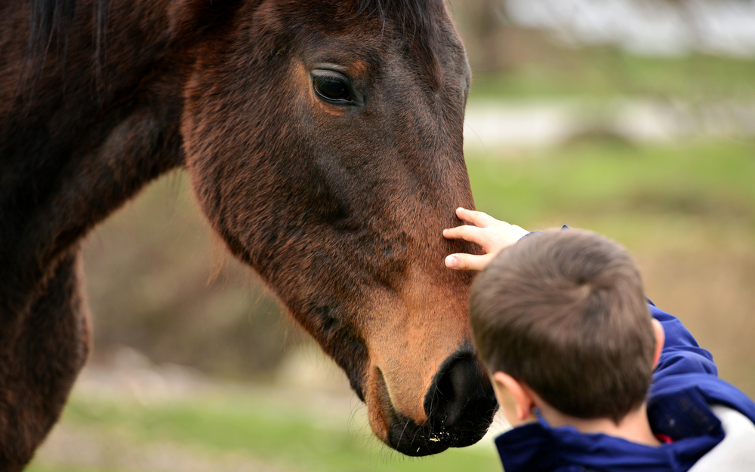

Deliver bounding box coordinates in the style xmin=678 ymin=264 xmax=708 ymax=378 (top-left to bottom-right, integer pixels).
xmin=24 ymin=0 xmax=441 ymax=89
xmin=27 ymin=0 xmax=108 ymax=58
xmin=25 ymin=0 xmax=109 ymax=88
xmin=27 ymin=0 xmax=441 ymax=59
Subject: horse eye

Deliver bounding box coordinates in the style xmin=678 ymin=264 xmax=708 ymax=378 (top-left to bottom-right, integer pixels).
xmin=313 ymin=74 xmax=352 ymax=103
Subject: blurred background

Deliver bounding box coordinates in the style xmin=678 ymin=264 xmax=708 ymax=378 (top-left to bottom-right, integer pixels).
xmin=30 ymin=1 xmax=755 ymax=471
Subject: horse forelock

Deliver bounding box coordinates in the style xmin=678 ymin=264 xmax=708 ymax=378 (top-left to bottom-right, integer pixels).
xmin=356 ymin=0 xmax=447 ymax=89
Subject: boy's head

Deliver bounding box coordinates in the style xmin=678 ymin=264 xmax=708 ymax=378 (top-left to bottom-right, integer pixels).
xmin=470 ymin=230 xmax=658 ymax=424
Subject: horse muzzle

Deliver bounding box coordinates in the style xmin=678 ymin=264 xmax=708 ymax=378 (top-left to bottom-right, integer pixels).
xmin=367 ymin=347 xmax=498 ymax=456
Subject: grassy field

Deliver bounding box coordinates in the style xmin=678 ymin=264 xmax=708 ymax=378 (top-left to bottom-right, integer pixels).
xmin=28 ymin=384 xmax=503 ymax=472
xmin=28 ymin=136 xmax=755 ymax=472
xmin=468 ymin=139 xmax=755 ymax=241
xmin=468 ymin=50 xmax=755 ymax=101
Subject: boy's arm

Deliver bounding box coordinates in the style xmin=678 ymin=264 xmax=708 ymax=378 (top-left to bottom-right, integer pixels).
xmin=649 ymin=302 xmax=718 ymax=380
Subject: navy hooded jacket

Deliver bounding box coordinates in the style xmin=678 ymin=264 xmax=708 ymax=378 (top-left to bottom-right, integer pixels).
xmin=493 ymin=303 xmax=755 ymax=472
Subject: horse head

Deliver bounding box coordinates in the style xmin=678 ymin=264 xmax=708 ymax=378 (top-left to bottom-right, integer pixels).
xmin=182 ymin=0 xmax=497 ymax=455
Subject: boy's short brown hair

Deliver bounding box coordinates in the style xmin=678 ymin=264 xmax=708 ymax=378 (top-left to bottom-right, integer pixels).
xmin=470 ymin=230 xmax=656 ymax=423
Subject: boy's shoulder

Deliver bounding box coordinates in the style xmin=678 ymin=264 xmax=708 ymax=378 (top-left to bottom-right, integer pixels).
xmin=496 ymin=397 xmax=755 ymax=472
xmin=495 ymin=396 xmax=723 ymax=472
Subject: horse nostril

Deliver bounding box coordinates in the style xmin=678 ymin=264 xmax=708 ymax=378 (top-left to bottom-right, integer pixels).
xmin=434 ymin=357 xmax=475 ymax=424
xmin=424 ymin=350 xmax=497 ymax=443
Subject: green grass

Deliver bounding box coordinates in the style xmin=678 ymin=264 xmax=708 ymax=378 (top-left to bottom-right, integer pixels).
xmin=36 ymin=393 xmax=501 ymax=472
xmin=27 ymin=467 xmax=122 ymax=472
xmin=27 ymin=468 xmax=112 ymax=472
xmin=465 ymin=139 xmax=755 ymax=250
xmin=469 ymin=50 xmax=755 ymax=101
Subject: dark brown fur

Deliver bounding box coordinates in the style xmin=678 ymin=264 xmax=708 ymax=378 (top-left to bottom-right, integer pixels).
xmin=0 ymin=0 xmax=496 ymax=468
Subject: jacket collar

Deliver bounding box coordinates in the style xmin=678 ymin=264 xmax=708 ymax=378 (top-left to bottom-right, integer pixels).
xmin=495 ymin=388 xmax=725 ymax=472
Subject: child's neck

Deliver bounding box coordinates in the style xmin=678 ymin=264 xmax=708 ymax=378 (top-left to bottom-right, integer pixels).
xmin=537 ymin=403 xmax=661 ymax=447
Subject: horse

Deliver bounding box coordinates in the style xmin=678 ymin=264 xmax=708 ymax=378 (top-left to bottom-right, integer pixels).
xmin=0 ymin=0 xmax=497 ymax=469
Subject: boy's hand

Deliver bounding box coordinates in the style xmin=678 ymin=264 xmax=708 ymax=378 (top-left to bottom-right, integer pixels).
xmin=443 ymin=207 xmax=528 ymax=271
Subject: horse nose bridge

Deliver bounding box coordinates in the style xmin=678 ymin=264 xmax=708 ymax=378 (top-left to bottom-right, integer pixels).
xmin=369 ymin=323 xmax=471 ymax=422
xmin=424 ymin=348 xmax=496 ymax=431
xmin=362 ymin=261 xmax=477 ymax=421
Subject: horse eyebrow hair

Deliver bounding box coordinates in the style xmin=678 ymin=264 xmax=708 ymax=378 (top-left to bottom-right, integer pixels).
xmin=356 ymin=0 xmax=444 ymax=91
xmin=356 ymin=0 xmax=437 ymax=34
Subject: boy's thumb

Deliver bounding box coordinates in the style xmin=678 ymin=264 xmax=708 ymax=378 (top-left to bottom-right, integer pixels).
xmin=445 ymin=254 xmax=490 ymax=271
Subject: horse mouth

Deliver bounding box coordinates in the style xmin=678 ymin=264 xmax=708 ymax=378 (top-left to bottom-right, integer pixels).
xmin=367 ymin=363 xmax=498 ymax=456
xmin=387 ymin=411 xmax=491 ymax=456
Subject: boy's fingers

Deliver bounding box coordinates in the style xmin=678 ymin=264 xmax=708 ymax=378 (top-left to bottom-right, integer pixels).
xmin=455 ymin=207 xmax=497 ymax=228
xmin=445 ymin=253 xmax=492 ymax=271
xmin=442 ymin=225 xmax=487 ymax=245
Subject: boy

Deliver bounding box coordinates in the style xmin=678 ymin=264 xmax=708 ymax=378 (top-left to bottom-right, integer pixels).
xmin=443 ymin=207 xmax=755 ymax=472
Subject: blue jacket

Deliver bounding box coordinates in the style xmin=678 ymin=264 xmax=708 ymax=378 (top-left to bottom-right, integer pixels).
xmin=494 ymin=302 xmax=755 ymax=472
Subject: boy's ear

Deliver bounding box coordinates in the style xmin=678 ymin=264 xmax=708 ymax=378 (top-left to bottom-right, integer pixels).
xmin=492 ymin=371 xmax=536 ymax=423
xmin=651 ymin=319 xmax=665 ymax=368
